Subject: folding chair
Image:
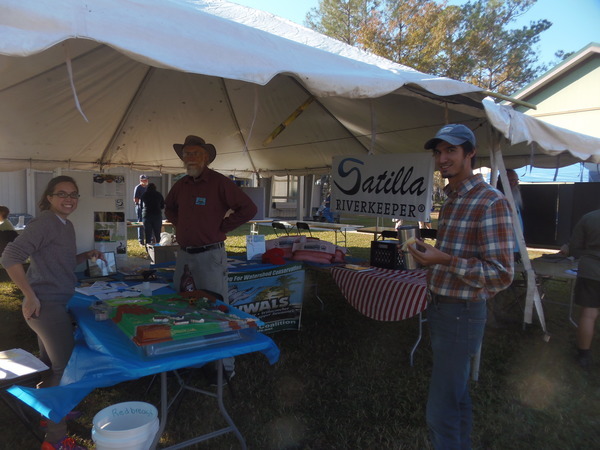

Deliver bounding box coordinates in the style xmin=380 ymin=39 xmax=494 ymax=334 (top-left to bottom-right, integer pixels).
xmin=295 ymin=222 xmax=312 ymax=237
xmin=271 ymin=221 xmax=289 ymax=236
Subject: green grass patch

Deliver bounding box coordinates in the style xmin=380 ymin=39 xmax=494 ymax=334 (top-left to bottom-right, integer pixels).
xmin=1 ymin=227 xmax=598 ymax=449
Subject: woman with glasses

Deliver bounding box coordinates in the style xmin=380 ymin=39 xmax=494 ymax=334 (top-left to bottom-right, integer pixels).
xmin=1 ymin=175 xmax=103 ymax=450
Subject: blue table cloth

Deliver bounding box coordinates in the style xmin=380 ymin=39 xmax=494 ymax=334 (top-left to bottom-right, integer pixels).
xmin=8 ymin=288 xmax=280 ymax=423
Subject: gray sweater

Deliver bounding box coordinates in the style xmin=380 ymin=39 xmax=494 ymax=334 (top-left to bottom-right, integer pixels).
xmin=1 ymin=210 xmax=78 ymax=303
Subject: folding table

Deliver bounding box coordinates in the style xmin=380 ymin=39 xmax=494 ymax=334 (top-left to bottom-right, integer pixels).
xmin=330 ymin=266 xmax=428 ymax=365
xmin=8 ymin=291 xmax=279 ymax=449
xmin=529 ymin=256 xmax=578 ymax=327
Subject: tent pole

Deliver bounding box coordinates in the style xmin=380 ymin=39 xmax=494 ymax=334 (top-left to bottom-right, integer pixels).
xmin=482 ymin=90 xmax=537 ymax=110
xmin=263 ymin=97 xmax=315 ymax=146
xmin=98 ymin=67 xmax=155 ymax=165
xmin=221 ymin=79 xmax=259 ymax=174
xmin=290 ymin=79 xmax=372 ymax=154
xmin=490 ymin=128 xmax=548 ymax=335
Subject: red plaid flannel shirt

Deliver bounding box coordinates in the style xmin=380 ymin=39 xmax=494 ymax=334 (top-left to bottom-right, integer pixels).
xmin=428 ymin=174 xmax=514 ymax=301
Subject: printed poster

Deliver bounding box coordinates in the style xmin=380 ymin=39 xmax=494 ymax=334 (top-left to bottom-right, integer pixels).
xmin=93 ymin=211 xmax=127 ymax=254
xmin=331 ymin=153 xmax=434 ymax=222
xmin=93 ymin=173 xmax=126 ymax=198
xmin=228 ymin=262 xmax=304 ymax=333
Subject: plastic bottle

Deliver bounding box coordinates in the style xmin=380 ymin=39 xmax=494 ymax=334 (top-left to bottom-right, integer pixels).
xmin=180 ymin=264 xmax=196 ymax=292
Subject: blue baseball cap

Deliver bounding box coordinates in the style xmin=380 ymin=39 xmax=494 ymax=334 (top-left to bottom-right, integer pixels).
xmin=424 ymin=124 xmax=476 ymax=149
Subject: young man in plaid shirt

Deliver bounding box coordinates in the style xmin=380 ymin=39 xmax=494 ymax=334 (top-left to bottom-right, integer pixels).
xmin=408 ymin=124 xmax=514 ymax=449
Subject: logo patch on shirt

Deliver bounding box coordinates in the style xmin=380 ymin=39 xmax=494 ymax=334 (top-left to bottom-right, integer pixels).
xmin=195 ymin=197 xmax=206 ymax=206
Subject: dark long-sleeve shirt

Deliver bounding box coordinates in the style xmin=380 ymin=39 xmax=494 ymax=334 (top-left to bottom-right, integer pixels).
xmin=141 ymin=189 xmax=164 ymax=218
xmin=569 ymin=208 xmax=600 ymax=282
xmin=165 ymin=168 xmax=257 ymax=248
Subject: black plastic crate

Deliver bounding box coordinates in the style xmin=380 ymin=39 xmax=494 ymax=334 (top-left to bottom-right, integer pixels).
xmin=370 ymin=240 xmax=404 ymax=270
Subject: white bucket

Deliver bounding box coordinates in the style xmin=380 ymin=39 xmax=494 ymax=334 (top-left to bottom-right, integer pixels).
xmin=92 ymin=401 xmax=159 ymax=450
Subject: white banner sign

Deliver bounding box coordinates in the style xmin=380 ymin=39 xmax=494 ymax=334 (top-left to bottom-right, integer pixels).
xmin=331 ymin=154 xmax=434 ymax=221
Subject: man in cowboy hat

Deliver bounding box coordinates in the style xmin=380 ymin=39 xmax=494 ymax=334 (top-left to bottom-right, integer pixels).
xmin=165 ymin=135 xmax=257 ymax=383
xmin=133 ymin=174 xmax=149 ymax=245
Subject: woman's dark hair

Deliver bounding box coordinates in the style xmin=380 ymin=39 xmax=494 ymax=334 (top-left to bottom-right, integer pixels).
xmin=38 ymin=176 xmax=79 ymax=211
xmin=147 ymin=183 xmax=157 ymax=192
xmin=0 ymin=206 xmax=9 ymax=219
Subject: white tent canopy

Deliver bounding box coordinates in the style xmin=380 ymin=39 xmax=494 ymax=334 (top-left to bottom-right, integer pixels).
xmin=1 ymin=0 xmax=599 ymax=177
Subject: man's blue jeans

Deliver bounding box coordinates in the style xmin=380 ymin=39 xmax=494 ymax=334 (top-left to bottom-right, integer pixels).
xmin=136 ymin=205 xmax=144 ymax=243
xmin=426 ymin=299 xmax=487 ymax=450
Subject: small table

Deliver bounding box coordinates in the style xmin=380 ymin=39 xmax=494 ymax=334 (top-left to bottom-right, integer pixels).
xmin=330 ymin=267 xmax=428 ymax=365
xmin=354 ymin=226 xmax=397 ymax=240
xmin=248 ymin=219 xmax=279 ymax=235
xmin=285 ymin=220 xmax=363 ymax=246
xmin=249 ymin=220 xmax=363 ymax=246
xmin=529 ymin=256 xmax=578 ymax=327
xmin=127 ymin=220 xmax=174 ymax=232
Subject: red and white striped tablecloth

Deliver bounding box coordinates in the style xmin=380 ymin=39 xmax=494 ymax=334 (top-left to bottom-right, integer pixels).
xmin=331 ymin=267 xmax=428 ymax=321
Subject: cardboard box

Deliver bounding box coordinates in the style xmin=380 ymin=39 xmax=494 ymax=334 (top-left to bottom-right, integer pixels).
xmin=146 ymin=244 xmax=178 ymax=264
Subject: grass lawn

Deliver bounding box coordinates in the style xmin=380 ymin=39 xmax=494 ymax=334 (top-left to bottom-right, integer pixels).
xmin=1 ymin=223 xmax=598 ymax=449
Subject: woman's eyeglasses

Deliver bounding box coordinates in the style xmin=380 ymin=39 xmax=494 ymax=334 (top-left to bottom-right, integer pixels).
xmin=50 ymin=192 xmax=80 ymax=199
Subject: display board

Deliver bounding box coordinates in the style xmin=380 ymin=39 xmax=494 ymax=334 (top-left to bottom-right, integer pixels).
xmin=228 ymin=262 xmax=305 ymax=333
xmin=330 ymin=153 xmax=434 ymax=222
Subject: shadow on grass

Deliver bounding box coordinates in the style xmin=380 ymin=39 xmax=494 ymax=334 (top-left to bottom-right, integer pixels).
xmin=1 ymin=234 xmax=599 ymax=449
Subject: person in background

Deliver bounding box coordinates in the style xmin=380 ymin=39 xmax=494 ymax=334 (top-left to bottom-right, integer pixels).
xmin=133 ymin=174 xmax=149 ymax=245
xmin=0 ymin=205 xmax=15 ymax=230
xmin=407 ymin=124 xmax=514 ymax=449
xmin=321 ymin=193 xmax=335 ymax=223
xmin=392 ymin=218 xmax=403 ymax=229
xmin=140 ymin=183 xmax=165 ymax=245
xmin=165 ymin=135 xmax=257 ymax=384
xmin=497 ymin=168 xmax=524 ymax=237
xmin=1 ymin=175 xmax=104 ymax=450
xmin=418 ymin=201 xmax=436 ymax=230
xmin=566 ymin=208 xmax=600 ymax=370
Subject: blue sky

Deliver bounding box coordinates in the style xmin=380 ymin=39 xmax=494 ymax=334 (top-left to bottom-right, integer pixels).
xmin=232 ymin=0 xmax=599 ymax=182
xmin=232 ymin=0 xmax=599 ymax=65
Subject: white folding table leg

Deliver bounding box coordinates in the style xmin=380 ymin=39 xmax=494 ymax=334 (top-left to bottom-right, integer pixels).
xmin=471 ymin=345 xmax=482 ymax=382
xmin=152 ymin=362 xmax=248 ymax=450
xmin=409 ymin=312 xmax=425 ymax=366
